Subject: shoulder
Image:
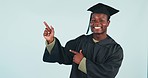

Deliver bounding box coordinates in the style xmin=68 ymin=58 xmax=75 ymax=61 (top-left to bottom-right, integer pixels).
xmin=66 ymin=34 xmax=90 ymax=46
xmin=65 ymin=34 xmax=88 ymax=50
xmin=105 ymin=35 xmax=123 ymax=52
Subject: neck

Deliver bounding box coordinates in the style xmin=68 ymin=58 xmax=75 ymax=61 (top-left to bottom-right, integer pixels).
xmin=92 ymin=33 xmax=107 ymax=41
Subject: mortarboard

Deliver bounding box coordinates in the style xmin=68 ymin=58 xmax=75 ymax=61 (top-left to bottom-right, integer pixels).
xmin=86 ymin=3 xmax=119 ymax=34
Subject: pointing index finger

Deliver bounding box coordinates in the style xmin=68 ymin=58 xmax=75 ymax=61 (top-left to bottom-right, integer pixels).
xmin=69 ymin=50 xmax=78 ymax=55
xmin=43 ymin=21 xmax=50 ymax=29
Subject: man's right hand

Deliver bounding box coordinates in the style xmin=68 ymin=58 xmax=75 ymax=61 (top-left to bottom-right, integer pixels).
xmin=43 ymin=21 xmax=54 ymax=44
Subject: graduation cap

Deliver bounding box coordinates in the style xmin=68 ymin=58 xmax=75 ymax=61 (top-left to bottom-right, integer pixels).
xmin=86 ymin=3 xmax=119 ymax=34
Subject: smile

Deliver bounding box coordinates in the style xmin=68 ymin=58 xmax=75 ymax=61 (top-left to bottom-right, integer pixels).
xmin=94 ymin=26 xmax=101 ymax=29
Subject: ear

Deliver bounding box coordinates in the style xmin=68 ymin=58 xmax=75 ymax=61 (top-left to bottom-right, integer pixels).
xmin=107 ymin=20 xmax=110 ymax=27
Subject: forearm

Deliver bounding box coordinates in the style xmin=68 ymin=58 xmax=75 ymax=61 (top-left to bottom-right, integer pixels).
xmin=43 ymin=38 xmax=74 ymax=64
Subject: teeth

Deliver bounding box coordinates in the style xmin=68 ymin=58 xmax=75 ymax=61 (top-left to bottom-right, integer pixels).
xmin=94 ymin=27 xmax=101 ymax=29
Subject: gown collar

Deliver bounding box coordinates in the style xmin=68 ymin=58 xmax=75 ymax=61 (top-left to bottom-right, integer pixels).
xmin=87 ymin=34 xmax=116 ymax=45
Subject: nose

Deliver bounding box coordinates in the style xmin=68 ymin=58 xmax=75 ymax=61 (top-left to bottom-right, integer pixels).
xmin=90 ymin=21 xmax=101 ymax=26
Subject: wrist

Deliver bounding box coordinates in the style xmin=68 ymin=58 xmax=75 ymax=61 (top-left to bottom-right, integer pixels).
xmin=47 ymin=37 xmax=54 ymax=44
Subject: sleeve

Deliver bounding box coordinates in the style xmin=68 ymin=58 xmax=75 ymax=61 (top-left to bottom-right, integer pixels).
xmin=78 ymin=57 xmax=87 ymax=74
xmin=45 ymin=38 xmax=56 ymax=54
xmin=43 ymin=37 xmax=79 ymax=65
xmin=86 ymin=45 xmax=123 ymax=78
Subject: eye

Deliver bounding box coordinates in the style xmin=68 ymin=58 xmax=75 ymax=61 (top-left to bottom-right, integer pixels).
xmin=91 ymin=19 xmax=96 ymax=23
xmin=100 ymin=18 xmax=108 ymax=23
xmin=99 ymin=19 xmax=105 ymax=23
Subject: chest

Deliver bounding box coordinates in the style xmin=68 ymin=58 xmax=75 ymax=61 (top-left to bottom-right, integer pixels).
xmin=79 ymin=43 xmax=113 ymax=64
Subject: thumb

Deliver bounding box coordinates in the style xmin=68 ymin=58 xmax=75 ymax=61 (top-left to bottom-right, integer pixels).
xmin=50 ymin=26 xmax=54 ymax=30
xmin=50 ymin=26 xmax=54 ymax=34
xmin=79 ymin=50 xmax=83 ymax=54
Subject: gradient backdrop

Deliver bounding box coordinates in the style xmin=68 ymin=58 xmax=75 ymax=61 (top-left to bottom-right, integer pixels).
xmin=0 ymin=0 xmax=147 ymax=78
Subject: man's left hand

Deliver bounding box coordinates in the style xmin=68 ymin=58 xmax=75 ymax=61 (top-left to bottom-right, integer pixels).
xmin=70 ymin=49 xmax=84 ymax=64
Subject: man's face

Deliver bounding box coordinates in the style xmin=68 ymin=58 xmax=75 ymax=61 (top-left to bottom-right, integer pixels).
xmin=90 ymin=13 xmax=110 ymax=34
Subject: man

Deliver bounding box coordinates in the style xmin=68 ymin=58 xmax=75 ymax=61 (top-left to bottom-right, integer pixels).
xmin=43 ymin=3 xmax=123 ymax=78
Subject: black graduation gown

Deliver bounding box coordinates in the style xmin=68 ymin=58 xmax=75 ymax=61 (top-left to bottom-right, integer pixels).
xmin=43 ymin=34 xmax=123 ymax=78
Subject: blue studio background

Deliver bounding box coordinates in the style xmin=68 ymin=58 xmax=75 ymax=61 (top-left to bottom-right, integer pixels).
xmin=0 ymin=0 xmax=147 ymax=78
